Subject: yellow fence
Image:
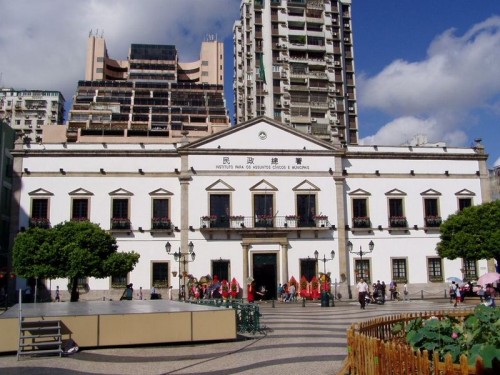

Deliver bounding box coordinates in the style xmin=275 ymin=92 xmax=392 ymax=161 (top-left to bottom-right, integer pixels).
xmin=341 ymin=309 xmax=488 ymax=375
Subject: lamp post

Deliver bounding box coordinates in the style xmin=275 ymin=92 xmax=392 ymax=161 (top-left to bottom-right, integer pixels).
xmin=165 ymin=241 xmax=195 ymax=301
xmin=314 ymin=249 xmax=335 ymax=307
xmin=347 ymin=240 xmax=374 ymax=282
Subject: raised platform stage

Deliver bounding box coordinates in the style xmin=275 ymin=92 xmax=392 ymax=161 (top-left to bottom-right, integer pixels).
xmin=0 ymin=300 xmax=237 ymax=353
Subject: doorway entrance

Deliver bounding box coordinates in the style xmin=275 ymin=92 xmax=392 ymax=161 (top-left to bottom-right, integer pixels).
xmin=252 ymin=253 xmax=277 ymax=300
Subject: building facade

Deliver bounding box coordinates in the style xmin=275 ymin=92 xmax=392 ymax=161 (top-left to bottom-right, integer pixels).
xmin=233 ymin=0 xmax=358 ymax=144
xmin=0 ymin=88 xmax=65 ymax=142
xmin=0 ymin=121 xmax=15 ymax=291
xmin=68 ymin=34 xmax=229 ymax=143
xmin=10 ymin=117 xmax=492 ymax=300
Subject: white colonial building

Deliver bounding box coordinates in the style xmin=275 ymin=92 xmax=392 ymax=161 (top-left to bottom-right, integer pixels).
xmin=9 ymin=117 xmax=493 ymax=300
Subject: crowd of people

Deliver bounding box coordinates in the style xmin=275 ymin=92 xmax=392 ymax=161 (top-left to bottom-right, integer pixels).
xmin=356 ymin=279 xmax=411 ymax=309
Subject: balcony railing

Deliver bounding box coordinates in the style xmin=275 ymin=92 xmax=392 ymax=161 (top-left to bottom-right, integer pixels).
xmin=151 ymin=218 xmax=172 ymax=230
xmin=199 ymin=216 xmax=332 ymax=230
xmin=424 ymin=216 xmax=442 ymax=227
xmin=389 ymin=216 xmax=407 ymax=228
xmin=352 ymin=217 xmax=371 ymax=228
xmin=29 ymin=217 xmax=51 ymax=229
xmin=111 ymin=218 xmax=131 ymax=230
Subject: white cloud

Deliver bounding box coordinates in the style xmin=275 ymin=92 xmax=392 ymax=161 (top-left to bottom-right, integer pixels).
xmin=0 ymin=0 xmax=239 ymax=103
xmin=494 ymin=157 xmax=500 ymax=167
xmin=358 ymin=16 xmax=500 ymax=146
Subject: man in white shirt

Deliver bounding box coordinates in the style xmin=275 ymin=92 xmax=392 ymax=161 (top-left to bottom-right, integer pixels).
xmin=356 ymin=278 xmax=369 ymax=309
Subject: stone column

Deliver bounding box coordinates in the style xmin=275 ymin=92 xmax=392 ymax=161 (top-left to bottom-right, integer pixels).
xmin=242 ymin=243 xmax=250 ymax=299
xmin=280 ymin=241 xmax=288 ymax=285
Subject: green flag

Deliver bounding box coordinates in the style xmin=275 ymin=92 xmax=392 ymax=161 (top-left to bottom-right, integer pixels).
xmin=259 ymin=53 xmax=266 ymax=85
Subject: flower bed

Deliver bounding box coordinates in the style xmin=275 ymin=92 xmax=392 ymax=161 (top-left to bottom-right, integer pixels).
xmin=344 ymin=305 xmax=498 ymax=374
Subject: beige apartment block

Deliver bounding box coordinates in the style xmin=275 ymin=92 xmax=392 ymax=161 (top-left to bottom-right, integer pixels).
xmin=68 ymin=33 xmax=230 ymax=143
xmin=0 ymin=89 xmax=65 ymax=143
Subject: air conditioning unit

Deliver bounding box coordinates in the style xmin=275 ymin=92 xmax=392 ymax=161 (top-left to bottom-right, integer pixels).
xmin=334 ymin=61 xmax=341 ymax=66
xmin=336 ymin=89 xmax=341 ymax=94
xmin=326 ymin=59 xmax=332 ymax=64
xmin=277 ymin=57 xmax=283 ymax=62
xmin=344 ymin=38 xmax=350 ymax=42
xmin=282 ymin=56 xmax=289 ymax=62
xmin=344 ymin=23 xmax=350 ymax=28
xmin=283 ymin=85 xmax=289 ymax=91
xmin=335 ymin=119 xmax=340 ymax=124
xmin=284 ymin=100 xmax=290 ymax=106
xmin=349 ymin=106 xmax=354 ymax=111
xmin=311 ymin=118 xmax=317 ymax=122
xmin=281 ymin=72 xmax=287 ymax=78
xmin=333 ymin=32 xmax=338 ymax=37
xmin=329 ymin=103 xmax=335 ymax=108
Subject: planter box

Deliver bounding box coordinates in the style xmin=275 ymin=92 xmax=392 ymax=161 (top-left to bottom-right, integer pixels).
xmin=230 ymin=218 xmax=244 ymax=228
xmin=286 ymin=219 xmax=298 ymax=228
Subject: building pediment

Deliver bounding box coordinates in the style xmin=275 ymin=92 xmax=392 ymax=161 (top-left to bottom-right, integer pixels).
xmin=250 ymin=179 xmax=278 ymax=191
xmin=455 ymin=189 xmax=476 ymax=196
xmin=385 ymin=188 xmax=407 ymax=196
xmin=206 ymin=179 xmax=235 ymax=191
xmin=28 ymin=188 xmax=54 ymax=196
xmin=181 ymin=116 xmax=339 ymax=152
xmin=293 ymin=180 xmax=320 ymax=192
xmin=420 ymin=189 xmax=441 ymax=196
xmin=109 ymin=188 xmax=134 ymax=196
xmin=68 ymin=188 xmax=94 ymax=196
xmin=149 ymin=188 xmax=174 ymax=196
xmin=348 ymin=188 xmax=371 ymax=196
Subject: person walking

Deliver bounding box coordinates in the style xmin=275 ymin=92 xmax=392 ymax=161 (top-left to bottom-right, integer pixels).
xmin=247 ymin=281 xmax=255 ymax=303
xmin=403 ymin=283 xmax=409 ymax=302
xmin=450 ymin=281 xmax=461 ymax=307
xmin=381 ymin=281 xmax=386 ymax=302
xmin=55 ymin=286 xmax=60 ymax=302
xmin=356 ymin=278 xmax=369 ymax=309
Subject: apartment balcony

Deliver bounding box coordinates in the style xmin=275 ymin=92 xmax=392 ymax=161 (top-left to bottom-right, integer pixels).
xmin=352 ymin=217 xmax=371 ymax=231
xmin=311 ymin=124 xmax=330 ymax=136
xmin=199 ymin=215 xmax=333 ymax=235
xmin=29 ymin=218 xmax=51 ymax=229
xmin=388 ymin=216 xmax=408 ymax=230
xmin=110 ymin=218 xmax=131 ymax=231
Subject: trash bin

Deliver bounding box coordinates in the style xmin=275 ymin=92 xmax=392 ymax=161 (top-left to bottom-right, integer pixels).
xmin=321 ymin=291 xmax=329 ymax=307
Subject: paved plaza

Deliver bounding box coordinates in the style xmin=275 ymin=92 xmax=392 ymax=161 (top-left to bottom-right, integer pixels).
xmin=0 ymin=298 xmax=474 ymax=375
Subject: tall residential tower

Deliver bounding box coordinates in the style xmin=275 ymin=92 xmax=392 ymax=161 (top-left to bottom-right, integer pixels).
xmin=234 ymin=0 xmax=358 ymax=144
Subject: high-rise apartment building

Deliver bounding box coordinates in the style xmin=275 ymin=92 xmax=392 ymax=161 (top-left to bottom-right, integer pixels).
xmin=234 ymin=0 xmax=358 ymax=144
xmin=65 ymin=34 xmax=229 ymax=143
xmin=0 ymin=88 xmax=65 ymax=142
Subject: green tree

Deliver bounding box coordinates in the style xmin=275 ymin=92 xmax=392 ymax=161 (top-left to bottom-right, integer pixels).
xmin=13 ymin=221 xmax=140 ymax=301
xmin=436 ymin=200 xmax=500 ymax=267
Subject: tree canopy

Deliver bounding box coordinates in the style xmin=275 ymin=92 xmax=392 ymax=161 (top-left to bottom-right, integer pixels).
xmin=436 ymin=200 xmax=500 ymax=266
xmin=13 ymin=220 xmax=140 ymax=301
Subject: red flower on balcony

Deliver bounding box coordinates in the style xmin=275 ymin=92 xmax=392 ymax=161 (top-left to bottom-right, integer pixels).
xmin=111 ymin=217 xmax=131 ymax=229
xmin=152 ymin=217 xmax=171 ymax=229
xmin=389 ymin=216 xmax=407 ymax=227
xmin=29 ymin=217 xmax=51 ymax=228
xmin=353 ymin=216 xmax=370 ymax=228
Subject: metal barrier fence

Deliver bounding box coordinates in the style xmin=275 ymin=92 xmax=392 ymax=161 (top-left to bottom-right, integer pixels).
xmin=186 ymin=299 xmax=262 ymax=334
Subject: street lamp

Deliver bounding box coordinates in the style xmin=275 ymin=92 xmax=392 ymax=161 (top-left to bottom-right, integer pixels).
xmin=347 ymin=240 xmax=374 ymax=281
xmin=165 ymin=241 xmax=195 ymax=301
xmin=314 ymin=249 xmax=335 ymax=307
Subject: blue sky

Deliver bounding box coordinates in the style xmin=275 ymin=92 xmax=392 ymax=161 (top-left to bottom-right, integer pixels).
xmin=1 ymin=0 xmax=498 ymax=166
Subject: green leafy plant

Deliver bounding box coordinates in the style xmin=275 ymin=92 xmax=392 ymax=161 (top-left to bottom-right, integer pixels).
xmin=398 ymin=305 xmax=500 ymax=368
